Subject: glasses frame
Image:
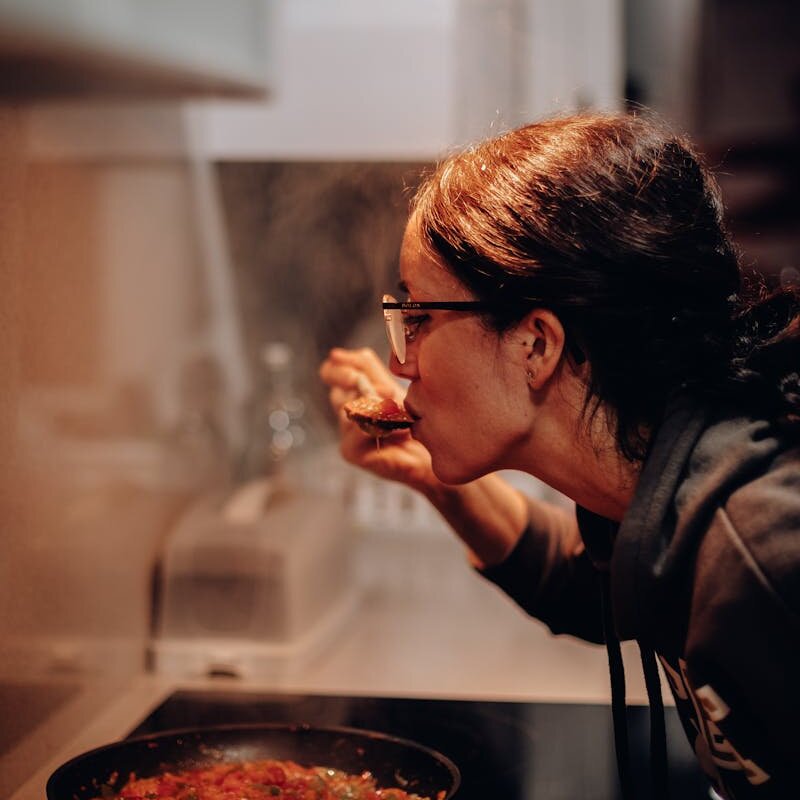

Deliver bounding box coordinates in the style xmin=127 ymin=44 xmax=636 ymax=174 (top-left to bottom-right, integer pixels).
xmin=381 ymin=294 xmax=587 ymax=367
xmin=382 ymin=294 xmax=491 ymax=364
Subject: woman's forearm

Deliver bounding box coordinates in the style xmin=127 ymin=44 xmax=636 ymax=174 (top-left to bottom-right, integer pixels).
xmin=420 ymin=473 xmax=577 ymax=569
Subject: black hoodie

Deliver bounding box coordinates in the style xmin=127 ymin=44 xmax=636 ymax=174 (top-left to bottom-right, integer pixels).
xmin=481 ymin=396 xmax=800 ymax=799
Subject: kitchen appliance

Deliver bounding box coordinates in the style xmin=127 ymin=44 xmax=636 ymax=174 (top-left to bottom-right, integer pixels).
xmin=47 ymin=723 xmax=460 ymax=800
xmin=64 ymin=689 xmax=711 ymax=800
xmin=150 ymin=479 xmax=358 ymax=680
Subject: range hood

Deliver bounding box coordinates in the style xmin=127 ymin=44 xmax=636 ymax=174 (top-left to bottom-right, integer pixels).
xmin=0 ymin=0 xmax=273 ymax=99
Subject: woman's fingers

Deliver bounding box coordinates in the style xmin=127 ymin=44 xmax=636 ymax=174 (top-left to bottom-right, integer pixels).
xmin=319 ymin=360 xmax=358 ymax=393
xmin=320 ymin=348 xmax=435 ymax=492
xmin=329 ymin=386 xmax=352 ymax=412
xmin=321 ymin=347 xmax=400 ymax=400
xmin=329 ymin=348 xmax=397 ymax=392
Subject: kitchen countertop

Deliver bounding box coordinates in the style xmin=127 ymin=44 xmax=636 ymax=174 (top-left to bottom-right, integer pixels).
xmin=6 ymin=532 xmax=669 ymax=800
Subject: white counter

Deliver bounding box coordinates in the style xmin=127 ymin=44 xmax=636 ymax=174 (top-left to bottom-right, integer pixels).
xmin=6 ymin=533 xmax=664 ymax=800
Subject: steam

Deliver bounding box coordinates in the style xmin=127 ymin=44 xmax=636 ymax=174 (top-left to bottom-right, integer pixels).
xmin=216 ymin=160 xmax=429 ymax=422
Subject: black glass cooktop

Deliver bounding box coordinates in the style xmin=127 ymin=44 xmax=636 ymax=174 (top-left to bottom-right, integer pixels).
xmin=128 ymin=689 xmax=710 ymax=800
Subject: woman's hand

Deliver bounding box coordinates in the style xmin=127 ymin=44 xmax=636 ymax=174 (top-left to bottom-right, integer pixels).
xmin=319 ymin=347 xmax=437 ymax=492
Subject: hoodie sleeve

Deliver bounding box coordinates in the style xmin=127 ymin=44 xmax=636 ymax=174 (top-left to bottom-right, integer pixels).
xmin=478 ymin=501 xmax=606 ymax=644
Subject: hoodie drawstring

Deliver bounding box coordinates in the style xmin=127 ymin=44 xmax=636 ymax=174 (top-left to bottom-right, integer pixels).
xmin=600 ymin=572 xmax=634 ymax=799
xmin=601 ymin=572 xmax=671 ymax=800
xmin=639 ymin=643 xmax=670 ymax=800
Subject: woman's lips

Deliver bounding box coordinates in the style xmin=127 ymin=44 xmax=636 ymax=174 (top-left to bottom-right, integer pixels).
xmin=403 ymin=400 xmax=421 ymax=421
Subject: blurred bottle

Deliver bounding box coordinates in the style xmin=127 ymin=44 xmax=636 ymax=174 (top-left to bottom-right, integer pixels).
xmin=238 ymin=342 xmax=310 ymax=486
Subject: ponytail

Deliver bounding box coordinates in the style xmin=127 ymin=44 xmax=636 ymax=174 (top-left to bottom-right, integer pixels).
xmin=730 ymin=285 xmax=800 ymax=431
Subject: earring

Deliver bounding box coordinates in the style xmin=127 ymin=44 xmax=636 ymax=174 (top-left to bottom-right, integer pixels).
xmin=526 ymin=368 xmax=535 ymax=383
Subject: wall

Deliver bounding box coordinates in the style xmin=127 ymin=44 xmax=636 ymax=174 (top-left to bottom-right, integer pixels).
xmin=1 ymin=0 xmax=624 ymax=685
xmin=18 ymin=0 xmax=625 ymax=439
xmin=625 ymin=0 xmax=701 ymax=129
xmin=0 ymin=106 xmax=199 ymax=680
xmin=626 ymin=0 xmax=800 ymax=140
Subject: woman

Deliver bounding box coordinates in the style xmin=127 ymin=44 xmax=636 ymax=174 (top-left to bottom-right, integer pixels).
xmin=319 ymin=113 xmax=800 ymax=800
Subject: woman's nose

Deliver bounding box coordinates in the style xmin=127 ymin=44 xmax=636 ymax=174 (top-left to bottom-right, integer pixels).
xmin=389 ymin=349 xmax=418 ymax=380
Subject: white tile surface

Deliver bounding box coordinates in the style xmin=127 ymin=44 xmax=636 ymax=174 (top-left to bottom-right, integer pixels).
xmin=291 ymin=532 xmax=664 ymax=704
xmin=8 ymin=529 xmax=669 ymax=800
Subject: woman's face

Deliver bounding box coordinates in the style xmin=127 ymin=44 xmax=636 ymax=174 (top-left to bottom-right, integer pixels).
xmin=391 ymin=222 xmax=535 ymax=484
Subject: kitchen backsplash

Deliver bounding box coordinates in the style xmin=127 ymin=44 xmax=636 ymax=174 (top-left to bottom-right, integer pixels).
xmin=215 ymin=160 xmax=429 ymax=423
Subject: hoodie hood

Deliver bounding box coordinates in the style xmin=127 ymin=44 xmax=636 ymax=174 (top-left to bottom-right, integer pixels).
xmin=610 ymin=394 xmax=785 ymax=643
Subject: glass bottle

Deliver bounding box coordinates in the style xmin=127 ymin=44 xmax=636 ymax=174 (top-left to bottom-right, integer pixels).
xmin=238 ymin=342 xmax=308 ymax=485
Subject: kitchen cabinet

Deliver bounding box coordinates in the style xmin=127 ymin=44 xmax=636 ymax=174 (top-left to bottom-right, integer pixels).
xmin=188 ymin=0 xmax=623 ymax=160
xmin=0 ymin=0 xmax=275 ymax=98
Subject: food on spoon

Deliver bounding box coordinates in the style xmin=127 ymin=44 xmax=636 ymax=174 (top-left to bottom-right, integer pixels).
xmin=98 ymin=758 xmax=441 ymax=799
xmin=344 ymin=396 xmax=413 ymax=438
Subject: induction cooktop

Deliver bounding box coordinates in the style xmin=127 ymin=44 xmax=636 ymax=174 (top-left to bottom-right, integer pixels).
xmin=128 ymin=689 xmax=710 ymax=800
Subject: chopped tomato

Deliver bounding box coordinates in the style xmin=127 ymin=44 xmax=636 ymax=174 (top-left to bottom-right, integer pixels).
xmin=99 ymin=760 xmax=433 ymax=800
xmin=378 ymin=399 xmax=402 ymax=415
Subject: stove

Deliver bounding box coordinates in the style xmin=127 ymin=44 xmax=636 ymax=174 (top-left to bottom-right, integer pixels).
xmin=128 ymin=690 xmax=710 ymax=799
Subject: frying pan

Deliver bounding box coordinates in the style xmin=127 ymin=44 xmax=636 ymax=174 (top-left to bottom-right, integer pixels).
xmin=46 ymin=723 xmax=460 ymax=799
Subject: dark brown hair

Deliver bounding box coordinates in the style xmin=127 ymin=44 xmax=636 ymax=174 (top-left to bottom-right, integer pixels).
xmin=411 ymin=112 xmax=800 ymax=460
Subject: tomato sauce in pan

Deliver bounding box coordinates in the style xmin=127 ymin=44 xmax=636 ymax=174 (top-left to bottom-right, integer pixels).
xmin=99 ymin=758 xmax=443 ymax=800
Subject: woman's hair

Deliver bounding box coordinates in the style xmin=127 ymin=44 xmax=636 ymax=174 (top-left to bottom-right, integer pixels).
xmin=411 ymin=112 xmax=800 ymax=460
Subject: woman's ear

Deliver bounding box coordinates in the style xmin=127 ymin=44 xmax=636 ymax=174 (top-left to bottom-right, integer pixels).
xmin=519 ymin=309 xmax=567 ymax=390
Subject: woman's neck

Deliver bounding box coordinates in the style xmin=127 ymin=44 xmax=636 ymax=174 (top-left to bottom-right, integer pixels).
xmin=564 ymin=447 xmax=640 ymax=522
xmin=518 ymin=392 xmax=643 ymax=522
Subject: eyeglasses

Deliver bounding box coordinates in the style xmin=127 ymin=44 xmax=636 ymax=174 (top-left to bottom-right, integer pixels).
xmin=382 ymin=294 xmax=490 ymax=364
xmin=382 ymin=293 xmax=588 ymax=366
